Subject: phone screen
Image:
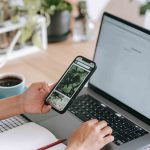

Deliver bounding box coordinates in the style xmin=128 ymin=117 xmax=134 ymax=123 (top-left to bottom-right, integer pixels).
xmin=46 ymin=57 xmax=95 ymax=112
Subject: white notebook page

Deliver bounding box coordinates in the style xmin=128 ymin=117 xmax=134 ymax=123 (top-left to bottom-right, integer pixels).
xmin=0 ymin=122 xmax=66 ymax=150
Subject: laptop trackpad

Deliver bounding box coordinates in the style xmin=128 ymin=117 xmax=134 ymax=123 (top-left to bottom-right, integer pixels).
xmin=24 ymin=110 xmax=59 ymax=123
xmin=38 ymin=111 xmax=82 ymax=139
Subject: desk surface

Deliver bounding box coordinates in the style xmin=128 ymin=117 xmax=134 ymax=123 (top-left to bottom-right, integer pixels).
xmin=0 ymin=37 xmax=96 ymax=85
xmin=0 ymin=0 xmax=145 ymax=85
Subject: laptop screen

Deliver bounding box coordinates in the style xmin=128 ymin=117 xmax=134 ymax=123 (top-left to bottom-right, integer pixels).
xmin=90 ymin=13 xmax=150 ymax=122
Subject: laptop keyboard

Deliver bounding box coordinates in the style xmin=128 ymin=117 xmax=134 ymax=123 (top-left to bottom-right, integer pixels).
xmin=68 ymin=95 xmax=148 ymax=146
xmin=0 ymin=115 xmax=29 ymax=133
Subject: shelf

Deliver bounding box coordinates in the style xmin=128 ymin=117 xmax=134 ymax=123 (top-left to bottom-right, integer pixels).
xmin=0 ymin=46 xmax=40 ymax=62
xmin=0 ymin=15 xmax=47 ymax=67
xmin=0 ymin=15 xmax=47 ymax=52
xmin=0 ymin=17 xmax=26 ymax=34
xmin=0 ymin=15 xmax=46 ymax=34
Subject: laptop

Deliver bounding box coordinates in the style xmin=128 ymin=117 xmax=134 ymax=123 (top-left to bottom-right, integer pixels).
xmin=25 ymin=13 xmax=150 ymax=150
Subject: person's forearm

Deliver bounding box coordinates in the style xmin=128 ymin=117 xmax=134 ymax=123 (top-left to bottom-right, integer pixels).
xmin=0 ymin=95 xmax=24 ymax=120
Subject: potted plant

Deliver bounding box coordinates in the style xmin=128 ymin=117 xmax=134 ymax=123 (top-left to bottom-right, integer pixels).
xmin=41 ymin=0 xmax=72 ymax=42
xmin=139 ymin=0 xmax=150 ymax=30
xmin=130 ymin=0 xmax=150 ymax=30
xmin=139 ymin=1 xmax=150 ymax=15
xmin=139 ymin=1 xmax=150 ymax=30
xmin=0 ymin=0 xmax=48 ymax=68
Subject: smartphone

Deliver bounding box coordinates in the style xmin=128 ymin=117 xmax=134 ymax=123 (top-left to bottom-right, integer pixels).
xmin=45 ymin=56 xmax=97 ymax=113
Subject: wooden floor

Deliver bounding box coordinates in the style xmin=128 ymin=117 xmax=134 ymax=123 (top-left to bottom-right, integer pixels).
xmin=0 ymin=0 xmax=144 ymax=86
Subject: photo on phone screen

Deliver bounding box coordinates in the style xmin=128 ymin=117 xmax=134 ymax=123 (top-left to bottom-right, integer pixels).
xmin=46 ymin=56 xmax=96 ymax=113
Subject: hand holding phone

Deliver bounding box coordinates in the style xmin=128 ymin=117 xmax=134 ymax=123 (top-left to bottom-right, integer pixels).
xmin=45 ymin=56 xmax=96 ymax=113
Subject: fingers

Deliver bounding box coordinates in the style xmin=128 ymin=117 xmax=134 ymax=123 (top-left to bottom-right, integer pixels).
xmin=48 ymin=82 xmax=56 ymax=91
xmin=86 ymin=119 xmax=99 ymax=125
xmin=96 ymin=120 xmax=108 ymax=130
xmin=96 ymin=120 xmax=114 ymax=145
xmin=78 ymin=119 xmax=114 ymax=149
xmin=41 ymin=105 xmax=51 ymax=113
xmin=96 ymin=120 xmax=113 ymax=138
xmin=32 ymin=82 xmax=55 ymax=90
xmin=42 ymin=82 xmax=51 ymax=93
xmin=39 ymin=88 xmax=48 ymax=97
xmin=31 ymin=82 xmax=46 ymax=89
xmin=32 ymin=82 xmax=56 ymax=96
xmin=85 ymin=120 xmax=108 ymax=132
xmin=101 ymin=126 xmax=112 ymax=137
xmin=42 ymin=82 xmax=56 ymax=97
xmin=39 ymin=82 xmax=56 ymax=92
xmin=103 ymin=135 xmax=114 ymax=145
xmin=89 ymin=119 xmax=114 ymax=142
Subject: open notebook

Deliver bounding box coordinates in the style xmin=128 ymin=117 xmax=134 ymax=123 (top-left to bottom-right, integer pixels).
xmin=0 ymin=122 xmax=66 ymax=150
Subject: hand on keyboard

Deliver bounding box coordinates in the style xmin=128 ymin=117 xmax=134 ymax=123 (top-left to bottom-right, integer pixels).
xmin=68 ymin=94 xmax=148 ymax=146
xmin=67 ymin=119 xmax=114 ymax=150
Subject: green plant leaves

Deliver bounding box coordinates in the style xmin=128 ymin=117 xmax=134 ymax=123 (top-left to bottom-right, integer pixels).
xmin=32 ymin=32 xmax=42 ymax=49
xmin=17 ymin=0 xmax=43 ymax=48
xmin=20 ymin=25 xmax=42 ymax=48
xmin=41 ymin=0 xmax=72 ymax=15
xmin=140 ymin=2 xmax=150 ymax=15
xmin=19 ymin=26 xmax=33 ymax=44
xmin=18 ymin=0 xmax=72 ymax=48
xmin=57 ymin=2 xmax=72 ymax=12
xmin=42 ymin=0 xmax=64 ymax=6
xmin=48 ymin=5 xmax=57 ymax=15
xmin=24 ymin=0 xmax=41 ymax=13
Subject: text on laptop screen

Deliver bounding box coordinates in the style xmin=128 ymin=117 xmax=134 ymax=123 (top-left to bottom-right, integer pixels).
xmin=90 ymin=15 xmax=150 ymax=120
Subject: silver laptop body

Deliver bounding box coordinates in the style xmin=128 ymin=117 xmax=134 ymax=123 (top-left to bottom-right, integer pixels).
xmin=25 ymin=13 xmax=150 ymax=150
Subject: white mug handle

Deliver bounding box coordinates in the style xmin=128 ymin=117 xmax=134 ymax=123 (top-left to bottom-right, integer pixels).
xmin=0 ymin=30 xmax=21 ymax=68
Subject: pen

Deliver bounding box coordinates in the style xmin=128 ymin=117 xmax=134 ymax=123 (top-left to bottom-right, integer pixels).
xmin=37 ymin=139 xmax=67 ymax=150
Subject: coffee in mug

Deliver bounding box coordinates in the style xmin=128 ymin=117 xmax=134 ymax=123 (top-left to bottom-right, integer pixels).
xmin=0 ymin=76 xmax=22 ymax=87
xmin=0 ymin=73 xmax=25 ymax=99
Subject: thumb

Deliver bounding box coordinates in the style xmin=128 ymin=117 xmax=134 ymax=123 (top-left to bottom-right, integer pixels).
xmin=48 ymin=82 xmax=56 ymax=91
xmin=41 ymin=105 xmax=51 ymax=113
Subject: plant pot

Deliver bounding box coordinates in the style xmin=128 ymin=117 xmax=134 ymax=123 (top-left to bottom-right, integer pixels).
xmin=47 ymin=11 xmax=71 ymax=42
